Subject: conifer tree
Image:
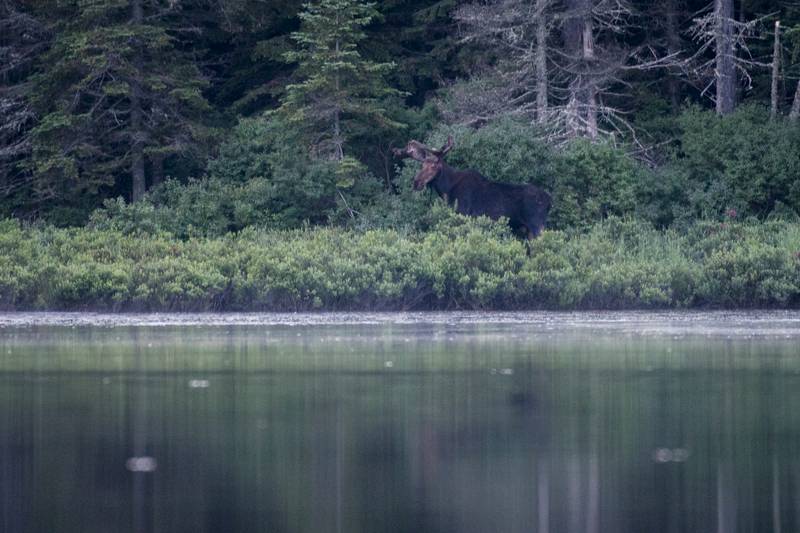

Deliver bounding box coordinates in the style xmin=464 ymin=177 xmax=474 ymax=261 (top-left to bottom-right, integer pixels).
xmin=28 ymin=0 xmax=213 ymax=207
xmin=279 ymin=0 xmax=402 ymax=165
xmin=0 ymin=0 xmax=49 ymax=214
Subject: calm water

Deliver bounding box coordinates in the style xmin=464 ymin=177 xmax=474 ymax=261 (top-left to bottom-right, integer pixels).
xmin=2 ymin=312 xmax=800 ymax=533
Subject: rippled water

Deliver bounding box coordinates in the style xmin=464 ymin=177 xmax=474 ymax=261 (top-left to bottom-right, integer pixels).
xmin=2 ymin=312 xmax=799 ymax=533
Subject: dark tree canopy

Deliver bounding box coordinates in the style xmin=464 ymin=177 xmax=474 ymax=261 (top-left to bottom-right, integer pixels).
xmin=2 ymin=0 xmax=800 ymax=225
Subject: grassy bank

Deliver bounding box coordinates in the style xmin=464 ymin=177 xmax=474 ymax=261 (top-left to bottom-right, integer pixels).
xmin=1 ymin=216 xmax=799 ymax=311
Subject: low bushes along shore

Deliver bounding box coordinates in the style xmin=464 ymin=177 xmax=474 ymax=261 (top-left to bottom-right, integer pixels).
xmin=1 ymin=216 xmax=799 ymax=311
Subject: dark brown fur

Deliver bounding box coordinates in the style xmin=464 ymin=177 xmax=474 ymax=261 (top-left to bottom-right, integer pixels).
xmin=394 ymin=137 xmax=552 ymax=239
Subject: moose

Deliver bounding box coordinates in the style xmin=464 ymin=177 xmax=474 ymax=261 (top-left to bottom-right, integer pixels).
xmin=393 ymin=137 xmax=551 ymax=239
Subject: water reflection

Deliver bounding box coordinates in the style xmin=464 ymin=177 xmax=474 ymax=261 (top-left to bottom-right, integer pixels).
xmin=130 ymin=335 xmax=153 ymax=533
xmin=0 ymin=319 xmax=799 ymax=533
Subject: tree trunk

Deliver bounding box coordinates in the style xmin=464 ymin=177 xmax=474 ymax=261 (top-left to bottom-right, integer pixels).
xmin=561 ymin=0 xmax=583 ymax=137
xmin=131 ymin=133 xmax=145 ymax=202
xmin=665 ymin=0 xmax=681 ymax=113
xmin=563 ymin=0 xmax=583 ymax=56
xmin=563 ymin=0 xmax=592 ymax=137
xmin=789 ymin=80 xmax=800 ymax=121
xmin=130 ymin=0 xmax=146 ymax=202
xmin=771 ymin=20 xmax=781 ymax=119
xmin=333 ymin=33 xmax=344 ymax=161
xmin=150 ymin=154 xmax=164 ymax=188
xmin=582 ymin=2 xmax=597 ymax=139
xmin=534 ymin=0 xmax=549 ymax=123
xmin=715 ymin=0 xmax=736 ymax=115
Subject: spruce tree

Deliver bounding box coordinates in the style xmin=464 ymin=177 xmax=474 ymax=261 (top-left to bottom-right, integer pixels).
xmin=0 ymin=0 xmax=49 ymax=215
xmin=279 ymin=0 xmax=401 ymax=165
xmin=28 ymin=0 xmax=213 ymax=209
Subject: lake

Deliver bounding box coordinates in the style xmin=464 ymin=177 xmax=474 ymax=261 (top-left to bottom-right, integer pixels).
xmin=1 ymin=311 xmax=799 ymax=533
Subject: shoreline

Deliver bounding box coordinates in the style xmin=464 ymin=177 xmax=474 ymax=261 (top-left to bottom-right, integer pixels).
xmin=2 ymin=309 xmax=800 ymax=337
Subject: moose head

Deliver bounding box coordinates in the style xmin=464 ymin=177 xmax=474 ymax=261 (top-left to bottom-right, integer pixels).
xmin=392 ymin=137 xmax=454 ymax=191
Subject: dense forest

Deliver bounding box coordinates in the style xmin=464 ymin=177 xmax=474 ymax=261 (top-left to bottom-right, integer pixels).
xmin=2 ymin=0 xmax=800 ymax=310
xmin=2 ymin=0 xmax=800 ymax=227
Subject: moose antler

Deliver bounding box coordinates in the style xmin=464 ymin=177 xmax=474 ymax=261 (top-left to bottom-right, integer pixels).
xmin=430 ymin=136 xmax=454 ymax=157
xmin=392 ymin=137 xmax=454 ymax=161
xmin=391 ymin=140 xmax=435 ymax=161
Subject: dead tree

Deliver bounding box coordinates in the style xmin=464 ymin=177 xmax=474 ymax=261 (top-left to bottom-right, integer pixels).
xmin=771 ymin=20 xmax=781 ymax=119
xmin=554 ymin=0 xmax=682 ymax=143
xmin=688 ymin=1 xmax=769 ymax=115
xmin=716 ymin=0 xmax=736 ymax=114
xmin=562 ymin=0 xmax=599 ymax=138
xmin=454 ymin=0 xmax=682 ymax=146
xmin=665 ymin=0 xmax=685 ymax=112
xmin=453 ymin=0 xmax=557 ymax=125
xmin=790 ymin=81 xmax=800 ymax=121
xmin=534 ymin=0 xmax=550 ymax=122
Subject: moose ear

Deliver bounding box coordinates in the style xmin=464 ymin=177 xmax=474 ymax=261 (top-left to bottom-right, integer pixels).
xmin=438 ymin=136 xmax=454 ymax=156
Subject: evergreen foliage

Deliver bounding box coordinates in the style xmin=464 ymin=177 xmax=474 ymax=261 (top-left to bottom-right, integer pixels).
xmin=3 ymin=0 xmax=800 ymax=235
xmin=279 ymin=0 xmax=402 ymax=164
xmin=22 ymin=0 xmax=214 ymax=219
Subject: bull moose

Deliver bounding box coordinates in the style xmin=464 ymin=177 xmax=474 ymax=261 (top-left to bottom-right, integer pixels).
xmin=393 ymin=137 xmax=551 ymax=239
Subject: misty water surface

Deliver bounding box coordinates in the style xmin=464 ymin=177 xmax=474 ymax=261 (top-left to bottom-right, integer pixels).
xmin=1 ymin=311 xmax=799 ymax=533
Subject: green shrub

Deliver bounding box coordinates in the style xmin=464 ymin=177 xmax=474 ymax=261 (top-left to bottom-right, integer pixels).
xmin=673 ymin=105 xmax=800 ymax=221
xmin=90 ymin=115 xmax=387 ymax=237
xmin=550 ymin=140 xmax=642 ymax=230
xmin=0 ymin=219 xmax=40 ymax=308
xmin=427 ymin=118 xmax=556 ymax=186
xmin=2 ymin=217 xmax=800 ymax=311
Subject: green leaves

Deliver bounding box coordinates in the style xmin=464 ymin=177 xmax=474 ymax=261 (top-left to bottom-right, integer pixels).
xmin=3 ymin=218 xmax=800 ymax=310
xmin=674 ymin=105 xmax=800 ymax=221
xmin=551 ymin=139 xmax=642 ymax=230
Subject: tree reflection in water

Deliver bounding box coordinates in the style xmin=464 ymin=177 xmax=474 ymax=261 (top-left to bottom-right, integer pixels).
xmin=0 ymin=318 xmax=799 ymax=533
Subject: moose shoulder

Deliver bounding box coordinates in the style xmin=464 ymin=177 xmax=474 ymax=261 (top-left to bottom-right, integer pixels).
xmin=393 ymin=137 xmax=551 ymax=239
